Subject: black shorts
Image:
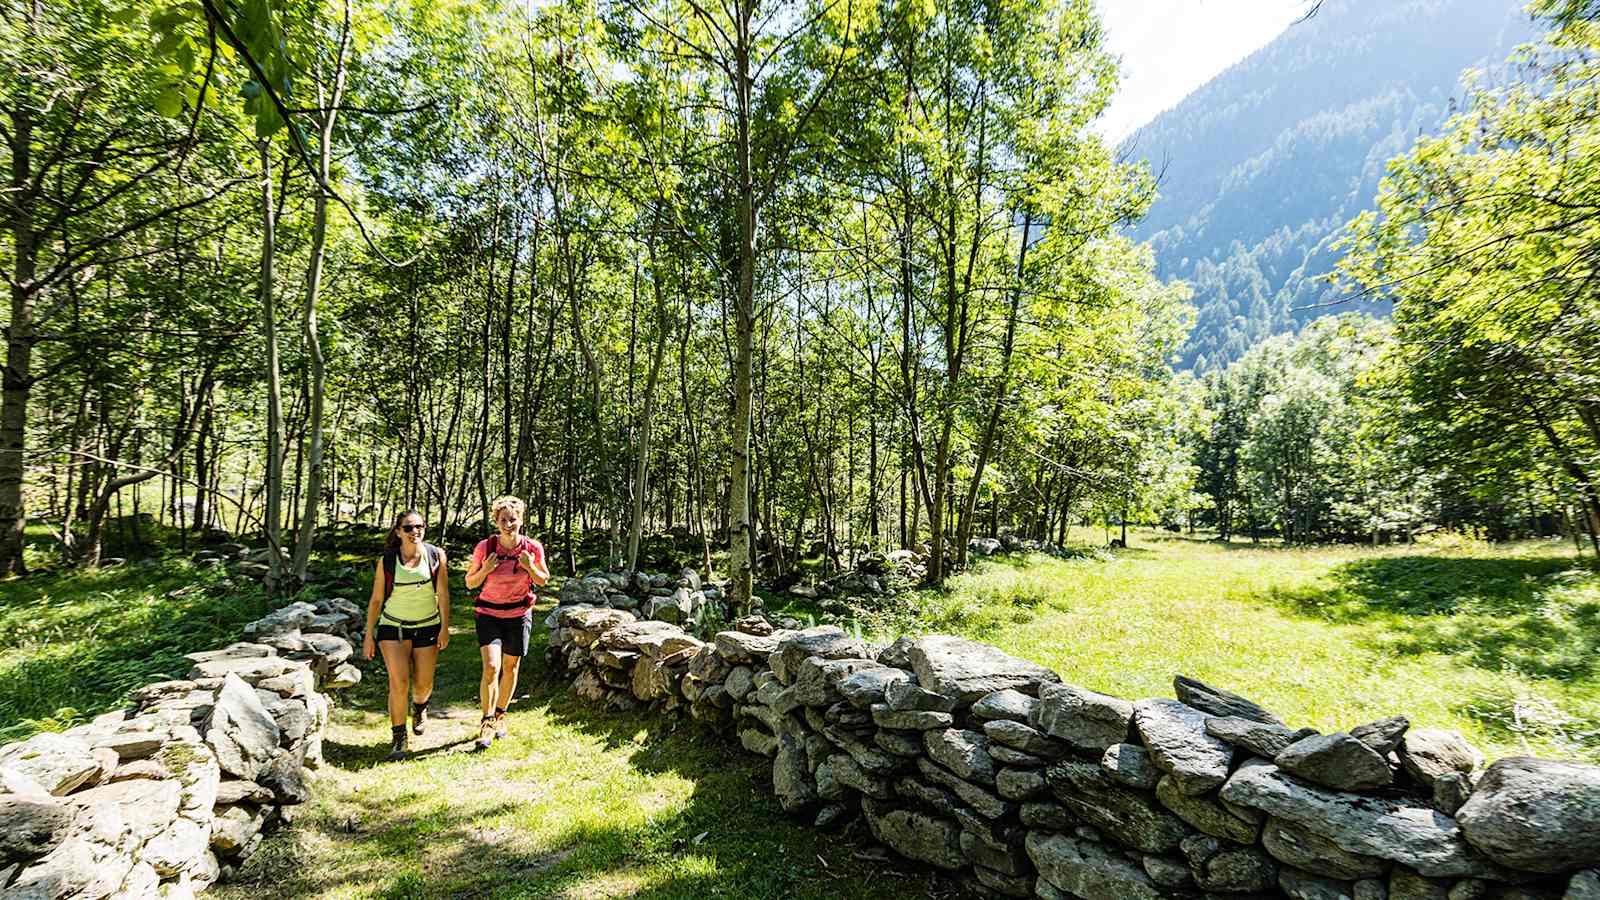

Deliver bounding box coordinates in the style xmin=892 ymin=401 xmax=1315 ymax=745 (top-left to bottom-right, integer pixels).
xmin=375 ymin=621 xmax=442 ymax=648
xmin=475 ymin=612 xmax=533 ymax=657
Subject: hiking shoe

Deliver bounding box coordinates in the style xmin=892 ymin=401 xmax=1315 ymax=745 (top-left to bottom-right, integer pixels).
xmin=411 ymin=701 xmax=429 ymax=736
xmin=475 ymin=717 xmax=496 ymax=750
xmin=494 ymin=712 xmax=508 ymax=740
xmin=386 ymin=726 xmax=408 ymax=761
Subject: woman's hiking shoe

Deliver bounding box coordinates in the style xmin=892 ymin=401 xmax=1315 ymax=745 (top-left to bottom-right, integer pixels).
xmin=493 ymin=709 xmax=508 ymax=740
xmin=411 ymin=701 xmax=428 ymax=736
xmin=475 ymin=716 xmax=496 ymax=750
xmin=386 ymin=725 xmax=408 ymax=761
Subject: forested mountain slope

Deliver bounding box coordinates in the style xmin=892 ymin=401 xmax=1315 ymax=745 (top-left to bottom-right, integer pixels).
xmin=1124 ymin=0 xmax=1534 ymax=370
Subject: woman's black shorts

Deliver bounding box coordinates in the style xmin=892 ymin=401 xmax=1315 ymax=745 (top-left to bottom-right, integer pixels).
xmin=475 ymin=611 xmax=533 ymax=657
xmin=375 ymin=621 xmax=442 ymax=648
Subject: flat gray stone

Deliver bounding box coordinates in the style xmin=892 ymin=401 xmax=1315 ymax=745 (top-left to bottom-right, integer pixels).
xmin=1262 ymin=817 xmax=1388 ymax=880
xmin=916 ymin=756 xmax=1012 ymax=819
xmin=0 ymin=796 xmax=73 ymax=864
xmin=923 ymin=729 xmax=997 ymax=784
xmin=771 ymin=627 xmax=869 ymax=684
xmin=972 ymin=689 xmax=1037 ymax=723
xmin=203 ymin=676 xmax=281 ymax=777
xmin=1174 ymin=675 xmax=1286 ymax=726
xmin=1351 ymin=716 xmax=1410 ymax=757
xmin=1276 ymin=732 xmax=1394 ymax=792
xmin=1221 ymin=759 xmax=1500 ymax=878
xmin=1101 ymin=743 xmax=1160 ymax=789
xmin=1133 ymin=698 xmax=1234 ymax=795
xmin=792 ymin=657 xmax=882 ymax=707
xmin=836 ymin=667 xmax=911 ymax=709
xmin=1399 ymin=729 xmax=1483 ymax=787
xmin=1182 ymin=833 xmax=1279 ymax=892
xmin=1156 ymin=774 xmax=1260 ymax=844
xmin=863 ymin=799 xmax=965 ymax=870
xmin=1206 ymin=715 xmax=1305 ymax=758
xmin=1143 ymin=853 xmax=1194 ymax=888
xmin=1433 ymin=772 xmax=1473 ymax=817
xmin=1281 ymin=867 xmax=1357 ymax=900
xmin=990 ymin=744 xmax=1046 ymax=768
xmin=883 ymin=680 xmax=958 ymax=713
xmin=773 ymin=733 xmax=817 ymax=814
xmin=1027 ymin=831 xmax=1164 ymax=900
xmin=1031 ymin=683 xmax=1134 ymax=752
xmin=1045 ymin=760 xmax=1189 ymax=854
xmin=996 ymin=767 xmax=1047 ymax=801
xmin=1455 ymin=756 xmax=1600 ymax=874
xmin=870 ymin=705 xmax=953 ymax=730
xmin=1389 ymin=869 xmax=1448 ymax=900
xmin=908 ymin=635 xmax=1060 ymax=704
xmin=981 ymin=719 xmax=1067 ymax=758
xmin=0 ymin=734 xmax=100 ymax=796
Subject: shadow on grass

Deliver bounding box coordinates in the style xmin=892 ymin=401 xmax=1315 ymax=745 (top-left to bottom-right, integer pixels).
xmin=229 ymin=597 xmax=975 ymax=900
xmin=1264 ymin=554 xmax=1600 ymax=682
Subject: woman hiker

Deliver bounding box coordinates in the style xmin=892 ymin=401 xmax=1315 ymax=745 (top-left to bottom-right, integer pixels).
xmin=363 ymin=510 xmax=450 ymax=760
xmin=465 ymin=495 xmax=550 ymax=750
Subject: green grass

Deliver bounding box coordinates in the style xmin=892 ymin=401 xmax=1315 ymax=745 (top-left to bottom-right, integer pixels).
xmin=840 ymin=529 xmax=1600 ymax=762
xmin=0 ymin=556 xmax=269 ymax=741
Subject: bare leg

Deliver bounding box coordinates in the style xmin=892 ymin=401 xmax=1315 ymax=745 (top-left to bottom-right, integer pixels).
xmin=410 ymin=645 xmax=439 ymax=707
xmin=497 ymin=655 xmax=522 ymax=712
xmin=479 ymin=644 xmax=502 ymax=719
xmin=379 ymin=640 xmax=413 ymax=727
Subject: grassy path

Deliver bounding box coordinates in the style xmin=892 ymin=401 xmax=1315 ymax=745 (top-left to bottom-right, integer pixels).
xmin=215 ymin=591 xmax=971 ymax=900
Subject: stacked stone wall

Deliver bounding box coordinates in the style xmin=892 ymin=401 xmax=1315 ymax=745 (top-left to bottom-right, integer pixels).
xmin=549 ymin=584 xmax=1600 ymax=900
xmin=0 ymin=596 xmax=364 ymax=898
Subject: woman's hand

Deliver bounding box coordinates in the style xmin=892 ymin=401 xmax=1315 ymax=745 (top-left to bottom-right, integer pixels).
xmin=363 ymin=634 xmax=376 ymax=660
xmin=520 ymin=550 xmax=537 ymax=575
xmin=438 ymin=628 xmax=450 ymax=651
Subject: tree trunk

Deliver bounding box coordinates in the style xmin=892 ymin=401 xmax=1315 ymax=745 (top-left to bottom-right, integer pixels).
xmin=259 ymin=140 xmax=286 ymax=592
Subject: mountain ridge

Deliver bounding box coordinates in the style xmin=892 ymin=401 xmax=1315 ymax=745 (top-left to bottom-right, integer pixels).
xmin=1122 ymin=0 xmax=1536 ymax=370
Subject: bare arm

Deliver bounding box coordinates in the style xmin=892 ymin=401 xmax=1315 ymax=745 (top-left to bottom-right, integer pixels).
xmin=464 ymin=544 xmax=490 ymax=590
xmin=363 ymin=558 xmax=384 ymax=658
xmin=522 ymin=541 xmax=552 ymax=587
xmin=436 ymin=549 xmax=452 ymax=633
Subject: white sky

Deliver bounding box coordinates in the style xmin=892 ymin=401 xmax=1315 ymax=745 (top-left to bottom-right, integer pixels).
xmin=1095 ymin=1 xmax=1316 ymax=142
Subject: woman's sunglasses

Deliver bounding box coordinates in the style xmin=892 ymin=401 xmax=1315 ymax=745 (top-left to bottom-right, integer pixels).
xmin=400 ymin=523 xmax=426 ymax=533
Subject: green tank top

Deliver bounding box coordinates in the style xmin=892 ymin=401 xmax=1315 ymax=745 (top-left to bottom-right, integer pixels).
xmin=382 ymin=550 xmax=441 ymax=627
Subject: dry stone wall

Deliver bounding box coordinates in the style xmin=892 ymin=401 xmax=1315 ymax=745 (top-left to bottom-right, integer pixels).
xmin=549 ymin=579 xmax=1600 ymax=900
xmin=0 ymin=595 xmax=364 ymax=899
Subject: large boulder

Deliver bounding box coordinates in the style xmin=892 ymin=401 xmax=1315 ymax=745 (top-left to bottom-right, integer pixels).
xmin=836 ymin=667 xmax=912 ymax=709
xmin=908 ymin=635 xmax=1059 ymax=704
xmin=204 ymin=672 xmax=282 ymax=780
xmin=792 ymin=657 xmax=883 ymax=707
xmin=1031 ymin=684 xmax=1134 ymax=752
xmin=1221 ymin=759 xmax=1499 ymax=878
xmin=1455 ymin=757 xmax=1600 ymax=874
xmin=713 ymin=630 xmax=779 ymax=664
xmin=1132 ymin=698 xmax=1234 ymax=796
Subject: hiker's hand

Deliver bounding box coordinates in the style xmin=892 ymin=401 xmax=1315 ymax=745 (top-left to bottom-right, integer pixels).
xmin=438 ymin=629 xmax=450 ymax=651
xmin=520 ymin=551 xmax=537 ymax=574
xmin=363 ymin=634 xmax=376 ymax=660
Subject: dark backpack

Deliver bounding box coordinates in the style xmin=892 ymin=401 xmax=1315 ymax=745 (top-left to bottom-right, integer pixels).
xmin=381 ymin=542 xmax=444 ymax=602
